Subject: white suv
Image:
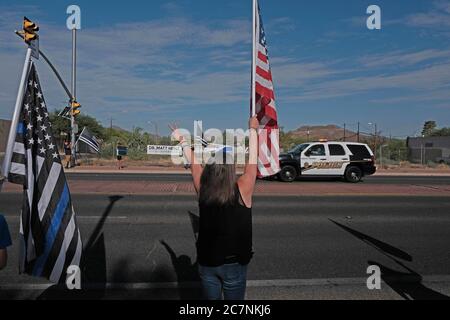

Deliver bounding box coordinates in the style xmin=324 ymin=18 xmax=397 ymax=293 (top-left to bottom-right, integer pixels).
xmin=277 ymin=141 xmax=376 ymax=183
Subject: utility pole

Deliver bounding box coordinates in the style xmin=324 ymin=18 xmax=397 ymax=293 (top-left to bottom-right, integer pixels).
xmin=70 ymin=28 xmax=77 ymax=167
xmin=147 ymin=121 xmax=159 ymax=144
xmin=380 ymin=145 xmax=388 ymax=169
xmin=420 ymin=143 xmax=423 ymax=165
xmin=380 ymin=145 xmax=383 ymax=169
xmin=374 ymin=123 xmax=378 ymax=157
xmin=343 ymin=123 xmax=346 ymax=142
xmin=152 ymin=121 xmax=159 ymax=145
xmin=110 ymin=117 xmax=115 ymax=158
xmin=368 ymin=122 xmax=378 ymax=158
xmin=357 ymin=122 xmax=360 ymax=142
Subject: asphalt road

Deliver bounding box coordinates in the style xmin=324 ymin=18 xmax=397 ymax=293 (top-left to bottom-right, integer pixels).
xmin=64 ymin=172 xmax=450 ymax=185
xmin=1 ymin=192 xmax=449 ymax=300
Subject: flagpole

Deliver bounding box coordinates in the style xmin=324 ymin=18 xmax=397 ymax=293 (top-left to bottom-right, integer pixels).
xmin=1 ymin=47 xmax=33 ymax=183
xmin=70 ymin=28 xmax=77 ymax=167
xmin=74 ymin=126 xmax=85 ymax=148
xmin=251 ymin=0 xmax=256 ymax=117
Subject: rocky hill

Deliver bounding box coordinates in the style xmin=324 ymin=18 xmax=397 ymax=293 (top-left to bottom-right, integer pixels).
xmin=288 ymin=124 xmax=368 ymax=142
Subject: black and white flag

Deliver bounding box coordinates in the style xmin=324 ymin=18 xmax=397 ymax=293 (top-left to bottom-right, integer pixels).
xmin=77 ymin=127 xmax=100 ymax=153
xmin=7 ymin=63 xmax=82 ymax=283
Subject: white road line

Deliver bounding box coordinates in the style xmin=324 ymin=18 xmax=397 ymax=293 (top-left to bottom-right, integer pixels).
xmin=3 ymin=216 xmax=128 ymax=221
xmin=2 ymin=275 xmax=450 ymax=290
xmin=77 ymin=216 xmax=128 ymax=219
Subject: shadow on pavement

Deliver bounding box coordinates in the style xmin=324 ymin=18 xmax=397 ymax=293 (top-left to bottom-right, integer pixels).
xmin=31 ymin=201 xmax=203 ymax=300
xmin=37 ymin=195 xmax=122 ymax=300
xmin=188 ymin=211 xmax=199 ymax=242
xmin=330 ymin=219 xmax=449 ymax=300
xmin=329 ymin=219 xmax=412 ymax=262
xmin=368 ymin=259 xmax=450 ymax=300
xmin=160 ymin=239 xmax=202 ymax=300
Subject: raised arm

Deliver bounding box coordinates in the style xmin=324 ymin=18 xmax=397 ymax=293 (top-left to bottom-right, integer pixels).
xmin=237 ymin=116 xmax=259 ymax=208
xmin=169 ymin=124 xmax=203 ymax=194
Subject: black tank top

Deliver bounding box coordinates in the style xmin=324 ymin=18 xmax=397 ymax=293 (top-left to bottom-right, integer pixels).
xmin=197 ymin=185 xmax=253 ymax=267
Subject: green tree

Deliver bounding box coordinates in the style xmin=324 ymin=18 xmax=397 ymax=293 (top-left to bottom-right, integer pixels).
xmin=422 ymin=121 xmax=437 ymax=137
xmin=49 ymin=110 xmax=106 ymax=140
xmin=127 ymin=127 xmax=145 ymax=150
xmin=385 ymin=139 xmax=408 ymax=162
xmin=76 ymin=114 xmax=106 ymax=140
xmin=431 ymin=127 xmax=450 ymax=137
xmin=49 ymin=111 xmax=71 ymax=136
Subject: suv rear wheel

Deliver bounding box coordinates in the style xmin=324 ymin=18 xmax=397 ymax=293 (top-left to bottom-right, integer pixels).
xmin=345 ymin=166 xmax=362 ymax=183
xmin=278 ymin=165 xmax=297 ymax=182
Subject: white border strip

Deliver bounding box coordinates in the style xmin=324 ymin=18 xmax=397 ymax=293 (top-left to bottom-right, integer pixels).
xmin=2 ymin=275 xmax=450 ymax=290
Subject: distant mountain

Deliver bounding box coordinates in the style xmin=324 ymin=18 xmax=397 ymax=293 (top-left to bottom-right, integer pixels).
xmin=288 ymin=124 xmax=369 ymax=142
xmin=111 ymin=125 xmax=159 ymax=138
xmin=111 ymin=125 xmax=128 ymax=132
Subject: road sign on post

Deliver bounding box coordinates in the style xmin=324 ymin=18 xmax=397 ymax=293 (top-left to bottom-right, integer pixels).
xmin=117 ymin=146 xmax=128 ymax=156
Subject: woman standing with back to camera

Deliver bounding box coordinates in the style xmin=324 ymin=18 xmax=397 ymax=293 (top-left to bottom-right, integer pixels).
xmin=170 ymin=116 xmax=259 ymax=300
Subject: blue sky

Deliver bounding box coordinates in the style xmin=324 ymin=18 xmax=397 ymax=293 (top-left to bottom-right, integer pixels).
xmin=0 ymin=0 xmax=449 ymax=137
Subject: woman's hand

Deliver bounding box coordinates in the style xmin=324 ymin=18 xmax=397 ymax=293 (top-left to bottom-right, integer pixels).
xmin=249 ymin=116 xmax=259 ymax=130
xmin=168 ymin=123 xmax=183 ymax=143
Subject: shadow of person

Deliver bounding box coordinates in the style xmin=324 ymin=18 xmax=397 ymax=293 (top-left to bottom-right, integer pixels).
xmin=329 ymin=219 xmax=412 ymax=262
xmin=188 ymin=211 xmax=199 ymax=242
xmin=368 ymin=260 xmax=450 ymax=300
xmin=37 ymin=195 xmax=123 ymax=300
xmin=109 ymin=257 xmax=175 ymax=299
xmin=160 ymin=240 xmax=201 ymax=300
xmin=329 ymin=218 xmax=449 ymax=300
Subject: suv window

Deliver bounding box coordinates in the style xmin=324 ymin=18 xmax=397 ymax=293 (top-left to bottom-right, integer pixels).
xmin=307 ymin=144 xmax=325 ymax=156
xmin=289 ymin=144 xmax=310 ymax=154
xmin=329 ymin=144 xmax=346 ymax=156
xmin=347 ymin=144 xmax=371 ymax=159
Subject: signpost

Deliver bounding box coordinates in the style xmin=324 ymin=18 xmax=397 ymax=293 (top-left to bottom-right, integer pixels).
xmin=117 ymin=146 xmax=128 ymax=156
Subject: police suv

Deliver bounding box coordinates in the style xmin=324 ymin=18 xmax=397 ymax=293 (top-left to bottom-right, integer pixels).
xmin=277 ymin=141 xmax=376 ymax=183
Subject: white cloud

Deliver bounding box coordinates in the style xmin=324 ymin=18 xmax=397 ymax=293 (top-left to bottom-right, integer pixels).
xmin=266 ymin=17 xmax=296 ymax=34
xmin=404 ymin=0 xmax=450 ymax=28
xmin=359 ymin=49 xmax=450 ymax=68
xmin=279 ymin=60 xmax=450 ymax=103
xmin=0 ymin=7 xmax=252 ymax=128
xmin=2 ymin=3 xmax=450 ymax=132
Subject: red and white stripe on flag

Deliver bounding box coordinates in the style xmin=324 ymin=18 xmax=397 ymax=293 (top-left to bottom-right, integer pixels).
xmin=253 ymin=0 xmax=280 ymax=177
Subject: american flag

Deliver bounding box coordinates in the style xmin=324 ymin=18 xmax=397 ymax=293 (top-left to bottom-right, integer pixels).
xmin=7 ymin=63 xmax=82 ymax=283
xmin=253 ymin=0 xmax=280 ymax=177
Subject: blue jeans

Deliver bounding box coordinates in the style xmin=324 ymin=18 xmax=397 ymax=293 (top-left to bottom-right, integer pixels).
xmin=198 ymin=263 xmax=248 ymax=300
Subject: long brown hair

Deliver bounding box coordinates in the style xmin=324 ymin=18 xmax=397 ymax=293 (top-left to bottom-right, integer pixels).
xmin=199 ymin=153 xmax=236 ymax=206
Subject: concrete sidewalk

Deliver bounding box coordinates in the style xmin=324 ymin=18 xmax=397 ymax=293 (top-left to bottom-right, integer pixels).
xmin=65 ymin=166 xmax=450 ymax=177
xmin=2 ymin=275 xmax=449 ymax=300
xmin=3 ymin=178 xmax=450 ymax=196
